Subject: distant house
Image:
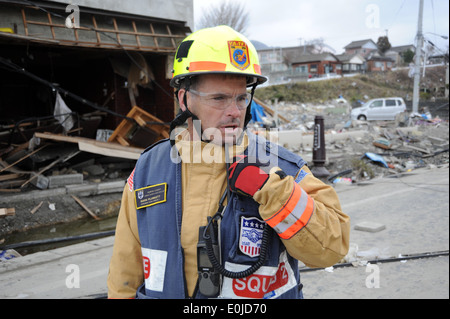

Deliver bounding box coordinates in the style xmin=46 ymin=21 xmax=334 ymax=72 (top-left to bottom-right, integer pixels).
xmin=366 ymin=51 xmax=395 ymax=72
xmin=343 ymin=39 xmax=398 ymax=72
xmin=385 ymin=45 xmax=416 ymax=66
xmin=344 ymin=39 xmax=378 ymax=58
xmin=335 ymin=53 xmax=366 ymax=74
xmin=291 ymin=53 xmax=341 ymax=77
xmin=257 ymin=44 xmax=337 ymax=84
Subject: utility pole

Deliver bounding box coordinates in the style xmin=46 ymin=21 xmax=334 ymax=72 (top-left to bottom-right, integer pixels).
xmin=412 ymin=0 xmax=424 ymax=114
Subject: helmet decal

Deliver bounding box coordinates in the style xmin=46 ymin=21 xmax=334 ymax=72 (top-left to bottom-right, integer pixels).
xmin=170 ymin=26 xmax=267 ymax=88
xmin=228 ymin=40 xmax=250 ymax=71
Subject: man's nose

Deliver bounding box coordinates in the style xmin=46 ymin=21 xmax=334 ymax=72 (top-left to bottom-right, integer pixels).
xmin=225 ymin=99 xmax=242 ymax=117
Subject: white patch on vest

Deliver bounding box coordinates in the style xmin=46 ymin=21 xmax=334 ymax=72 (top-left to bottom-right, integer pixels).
xmin=141 ymin=248 xmax=168 ymax=293
xmin=219 ymin=251 xmax=297 ymax=299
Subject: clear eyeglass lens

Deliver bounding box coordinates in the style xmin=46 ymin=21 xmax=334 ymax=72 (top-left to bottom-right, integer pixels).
xmin=190 ymin=90 xmax=251 ymax=110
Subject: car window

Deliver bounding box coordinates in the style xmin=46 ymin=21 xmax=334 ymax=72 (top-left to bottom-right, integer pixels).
xmin=385 ymin=99 xmax=396 ymax=107
xmin=370 ymin=100 xmax=383 ymax=108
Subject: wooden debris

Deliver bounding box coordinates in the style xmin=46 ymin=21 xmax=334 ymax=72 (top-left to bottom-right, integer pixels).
xmin=0 ymin=173 xmax=21 ymax=182
xmin=0 ymin=208 xmax=15 ymax=218
xmin=253 ymin=97 xmax=289 ymax=123
xmin=404 ymin=144 xmax=432 ymax=154
xmin=108 ymin=106 xmax=170 ymax=149
xmin=34 ymin=132 xmax=143 ymax=160
xmin=30 ymin=201 xmax=44 ymax=215
xmin=71 ymin=195 xmax=100 ymax=220
xmin=0 ymin=144 xmax=48 ymax=174
xmin=20 ymin=150 xmax=81 ymax=188
xmin=373 ymin=138 xmax=392 ymax=150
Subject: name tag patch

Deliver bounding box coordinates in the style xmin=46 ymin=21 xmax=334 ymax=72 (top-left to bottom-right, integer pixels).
xmin=135 ymin=183 xmax=167 ymax=210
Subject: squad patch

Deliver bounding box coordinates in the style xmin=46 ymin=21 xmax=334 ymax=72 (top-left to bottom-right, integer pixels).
xmin=228 ymin=40 xmax=250 ymax=71
xmin=220 ymin=251 xmax=297 ymax=299
xmin=239 ymin=216 xmax=265 ymax=258
xmin=135 ymin=183 xmax=167 ymax=210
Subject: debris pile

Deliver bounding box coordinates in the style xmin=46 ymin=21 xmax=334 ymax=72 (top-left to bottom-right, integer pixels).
xmin=249 ymin=98 xmax=449 ymax=184
xmin=0 ymin=131 xmax=136 ymax=194
xmin=0 ymin=105 xmax=170 ymax=194
xmin=0 ymin=105 xmax=170 ymax=238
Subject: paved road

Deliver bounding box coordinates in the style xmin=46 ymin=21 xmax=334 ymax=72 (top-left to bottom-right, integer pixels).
xmin=0 ymin=237 xmax=113 ymax=299
xmin=0 ymin=167 xmax=448 ymax=299
xmin=302 ymin=166 xmax=449 ymax=299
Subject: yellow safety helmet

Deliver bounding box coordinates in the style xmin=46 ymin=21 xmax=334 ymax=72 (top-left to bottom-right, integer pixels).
xmin=170 ymin=25 xmax=267 ymax=88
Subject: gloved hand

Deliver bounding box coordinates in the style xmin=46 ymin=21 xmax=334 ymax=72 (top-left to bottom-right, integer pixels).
xmin=228 ymin=155 xmax=286 ymax=197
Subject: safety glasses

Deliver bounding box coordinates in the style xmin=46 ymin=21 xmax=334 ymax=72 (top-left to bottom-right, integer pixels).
xmin=189 ymin=89 xmax=252 ymax=111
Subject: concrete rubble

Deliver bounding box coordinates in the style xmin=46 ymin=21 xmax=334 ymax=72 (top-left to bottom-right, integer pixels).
xmin=251 ymin=98 xmax=449 ymax=185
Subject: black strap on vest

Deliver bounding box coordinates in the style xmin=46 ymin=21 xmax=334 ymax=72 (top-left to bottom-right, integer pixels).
xmin=202 ymin=189 xmax=271 ymax=280
xmin=202 ymin=146 xmax=271 ymax=280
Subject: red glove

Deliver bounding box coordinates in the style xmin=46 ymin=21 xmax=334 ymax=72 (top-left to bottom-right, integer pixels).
xmin=228 ymin=155 xmax=272 ymax=197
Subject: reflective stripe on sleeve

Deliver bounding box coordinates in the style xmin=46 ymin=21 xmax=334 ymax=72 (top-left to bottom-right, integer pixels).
xmin=264 ymin=183 xmax=314 ymax=239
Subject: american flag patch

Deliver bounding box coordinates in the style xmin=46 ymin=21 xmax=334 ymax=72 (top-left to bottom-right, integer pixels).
xmin=239 ymin=216 xmax=265 ymax=258
xmin=127 ymin=168 xmax=135 ymax=192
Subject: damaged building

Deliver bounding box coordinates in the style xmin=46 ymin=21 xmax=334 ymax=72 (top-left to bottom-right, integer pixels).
xmin=0 ymin=0 xmax=193 ymax=195
xmin=0 ymin=0 xmax=192 ymax=148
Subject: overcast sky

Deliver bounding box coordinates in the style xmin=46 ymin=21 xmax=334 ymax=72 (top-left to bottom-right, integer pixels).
xmin=193 ymin=0 xmax=449 ymax=54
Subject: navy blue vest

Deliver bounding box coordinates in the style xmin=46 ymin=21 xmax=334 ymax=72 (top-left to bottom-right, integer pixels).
xmin=133 ymin=133 xmax=307 ymax=299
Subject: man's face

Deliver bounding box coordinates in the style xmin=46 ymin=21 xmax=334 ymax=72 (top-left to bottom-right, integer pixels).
xmin=179 ymin=74 xmax=248 ymax=145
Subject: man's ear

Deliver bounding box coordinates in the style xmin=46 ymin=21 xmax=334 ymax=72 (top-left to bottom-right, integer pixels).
xmin=177 ymin=89 xmax=187 ymax=112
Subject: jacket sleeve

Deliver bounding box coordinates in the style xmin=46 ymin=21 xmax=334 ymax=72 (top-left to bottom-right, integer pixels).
xmin=254 ymin=166 xmax=350 ymax=268
xmin=107 ymin=185 xmax=144 ymax=298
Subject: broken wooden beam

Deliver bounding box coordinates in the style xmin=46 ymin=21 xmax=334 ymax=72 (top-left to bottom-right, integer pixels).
xmin=71 ymin=195 xmax=100 ymax=220
xmin=253 ymin=97 xmax=289 ymax=123
xmin=20 ymin=150 xmax=81 ymax=189
xmin=0 ymin=208 xmax=15 ymax=218
xmin=0 ymin=144 xmax=48 ymax=174
xmin=34 ymin=132 xmax=143 ymax=160
xmin=30 ymin=201 xmax=44 ymax=215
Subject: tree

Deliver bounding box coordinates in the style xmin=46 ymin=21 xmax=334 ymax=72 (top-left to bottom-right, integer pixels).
xmin=401 ymin=49 xmax=415 ymax=64
xmin=377 ymin=36 xmax=392 ymax=54
xmin=197 ymin=1 xmax=249 ymax=35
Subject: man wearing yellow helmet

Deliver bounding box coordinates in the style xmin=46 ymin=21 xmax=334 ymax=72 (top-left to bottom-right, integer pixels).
xmin=108 ymin=26 xmax=350 ymax=299
xmin=169 ymin=25 xmax=266 ymax=146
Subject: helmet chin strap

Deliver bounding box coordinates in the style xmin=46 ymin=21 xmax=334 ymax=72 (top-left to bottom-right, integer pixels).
xmin=244 ymin=83 xmax=257 ymax=127
xmin=170 ymin=77 xmax=202 ymax=146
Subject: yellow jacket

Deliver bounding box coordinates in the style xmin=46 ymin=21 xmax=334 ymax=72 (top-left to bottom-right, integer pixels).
xmin=107 ymin=131 xmax=350 ymax=298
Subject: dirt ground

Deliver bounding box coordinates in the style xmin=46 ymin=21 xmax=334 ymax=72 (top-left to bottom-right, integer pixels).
xmin=0 ymin=189 xmax=123 ymax=240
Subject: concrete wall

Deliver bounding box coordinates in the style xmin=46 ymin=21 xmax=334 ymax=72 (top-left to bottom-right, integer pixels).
xmin=46 ymin=0 xmax=194 ymax=28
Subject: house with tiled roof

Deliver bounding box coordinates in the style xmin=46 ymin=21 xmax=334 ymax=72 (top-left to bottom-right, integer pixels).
xmin=344 ymin=39 xmax=378 ymax=58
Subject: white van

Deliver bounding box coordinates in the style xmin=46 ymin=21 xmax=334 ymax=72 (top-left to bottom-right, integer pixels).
xmin=351 ymin=97 xmax=407 ymax=121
